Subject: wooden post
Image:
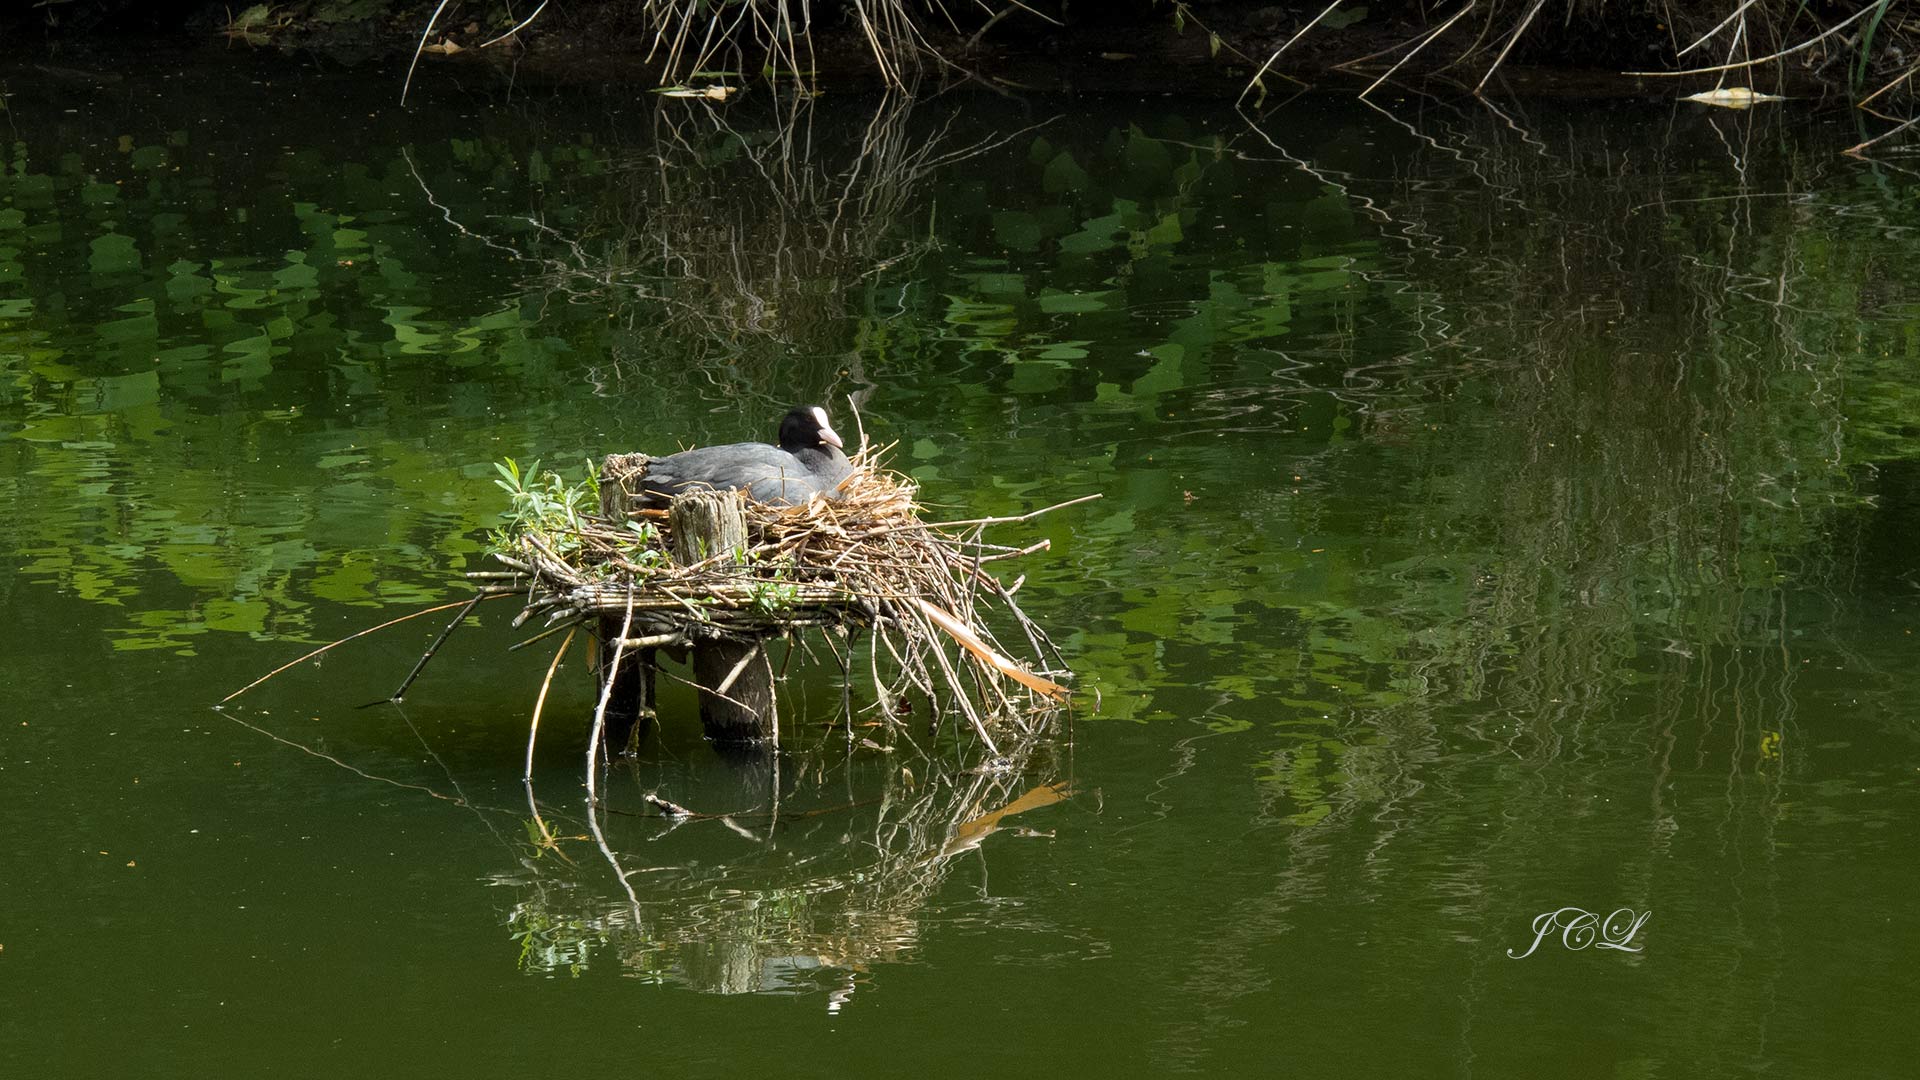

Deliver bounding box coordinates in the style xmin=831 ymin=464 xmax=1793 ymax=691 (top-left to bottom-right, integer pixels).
xmin=597 ymin=454 xmax=654 ymax=753
xmin=669 ymin=490 xmax=776 ymax=744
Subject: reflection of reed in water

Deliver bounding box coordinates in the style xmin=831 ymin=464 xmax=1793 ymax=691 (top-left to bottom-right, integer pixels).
xmin=1175 ymin=102 xmax=1875 ymax=1072
xmin=1396 ymin=118 xmax=1851 ymax=727
xmin=504 ymin=726 xmax=1071 ymax=995
xmin=1242 ymin=98 xmax=1863 ymax=738
xmin=507 ymin=92 xmax=1033 ymax=403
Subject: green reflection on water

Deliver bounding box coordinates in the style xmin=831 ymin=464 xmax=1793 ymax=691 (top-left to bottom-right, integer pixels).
xmin=2 ymin=60 xmax=1919 ymax=1078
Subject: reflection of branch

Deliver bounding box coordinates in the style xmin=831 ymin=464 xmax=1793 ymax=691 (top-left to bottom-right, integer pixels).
xmin=587 ymin=794 xmax=643 ymax=918
xmin=1236 ymin=117 xmax=1395 ymax=225
xmin=402 ymin=148 xmax=527 ymax=261
xmin=218 ymin=709 xmax=516 ymax=814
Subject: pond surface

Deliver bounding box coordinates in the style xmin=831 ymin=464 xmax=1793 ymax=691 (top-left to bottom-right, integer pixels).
xmin=4 ymin=50 xmax=1919 ymax=1078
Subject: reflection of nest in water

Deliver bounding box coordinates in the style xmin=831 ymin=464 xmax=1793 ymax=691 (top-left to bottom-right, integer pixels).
xmin=216 ymin=686 xmax=1074 ymax=997
xmin=503 ymin=732 xmax=1073 ymax=994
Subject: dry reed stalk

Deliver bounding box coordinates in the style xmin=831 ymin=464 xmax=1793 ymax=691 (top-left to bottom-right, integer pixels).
xmin=525 ymin=626 xmax=579 ymax=780
xmin=1239 ymin=0 xmax=1350 ymax=106
xmin=1624 ymin=3 xmax=1879 ymax=77
xmin=1359 ymin=3 xmax=1478 ymax=99
xmin=1474 ymin=0 xmax=1549 ymax=93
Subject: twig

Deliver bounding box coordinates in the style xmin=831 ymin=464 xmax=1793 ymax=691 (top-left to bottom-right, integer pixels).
xmin=480 ymin=0 xmax=548 ymax=48
xmin=1360 ymin=3 xmax=1477 ymax=100
xmin=965 ymin=4 xmax=1017 ymax=50
xmin=1676 ymin=0 xmax=1762 ymax=58
xmin=1624 ymin=5 xmax=1878 ymax=77
xmin=1844 ymin=114 xmax=1920 ymax=156
xmin=506 ymin=619 xmax=581 ymax=652
xmin=400 ymin=0 xmax=454 ymax=107
xmin=1474 ymin=0 xmax=1547 ymax=94
xmin=219 ymin=597 xmax=495 ymax=704
xmin=1238 ymin=0 xmax=1349 ymax=107
xmin=613 ymin=632 xmax=693 ymax=649
xmin=585 ymin=589 xmax=637 ymax=802
xmin=921 ymin=492 xmax=1101 ymax=528
xmin=713 ymin=645 xmax=761 ymax=698
xmin=381 ymin=593 xmax=482 ymax=703
xmin=964 ymin=539 xmax=1051 ymax=564
xmin=644 ymin=792 xmax=695 ymax=817
xmin=1859 ymin=59 xmax=1920 ymax=108
xmin=524 ymin=626 xmax=578 ymax=781
xmin=655 ymin=665 xmax=765 ymax=720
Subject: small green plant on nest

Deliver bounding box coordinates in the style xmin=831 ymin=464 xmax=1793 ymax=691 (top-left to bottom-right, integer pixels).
xmin=747 ymin=561 xmax=801 ymax=616
xmin=621 ymin=520 xmax=667 ymax=569
xmin=489 ymin=458 xmax=600 ymax=557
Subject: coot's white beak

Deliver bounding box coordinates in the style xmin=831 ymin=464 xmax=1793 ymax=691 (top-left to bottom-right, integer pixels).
xmin=813 ymin=406 xmax=844 ymax=449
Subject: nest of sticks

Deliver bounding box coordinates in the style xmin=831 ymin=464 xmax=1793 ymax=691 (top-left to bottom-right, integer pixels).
xmin=471 ymin=447 xmax=1090 ymax=747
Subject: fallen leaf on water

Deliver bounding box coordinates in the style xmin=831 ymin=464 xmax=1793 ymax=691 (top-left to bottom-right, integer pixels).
xmin=423 ymin=39 xmax=464 ymax=56
xmin=1683 ymin=87 xmax=1782 ymax=108
xmin=658 ymin=86 xmax=736 ymax=100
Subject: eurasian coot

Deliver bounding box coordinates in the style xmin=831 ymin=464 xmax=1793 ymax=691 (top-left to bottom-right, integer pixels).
xmin=639 ymin=405 xmax=856 ymax=507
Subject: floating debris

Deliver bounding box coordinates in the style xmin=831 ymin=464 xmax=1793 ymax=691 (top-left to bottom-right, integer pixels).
xmin=1683 ymin=87 xmax=1783 ymax=108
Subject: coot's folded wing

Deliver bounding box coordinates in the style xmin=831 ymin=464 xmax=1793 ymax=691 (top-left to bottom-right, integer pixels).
xmin=642 ymin=443 xmax=824 ymax=507
xmin=638 ymin=405 xmax=856 ymax=508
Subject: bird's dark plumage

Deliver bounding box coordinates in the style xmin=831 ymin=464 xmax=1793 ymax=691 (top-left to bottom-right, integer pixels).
xmin=639 ymin=405 xmax=855 ymax=507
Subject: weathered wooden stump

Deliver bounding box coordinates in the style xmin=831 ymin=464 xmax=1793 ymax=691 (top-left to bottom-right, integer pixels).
xmin=669 ymin=490 xmax=775 ymax=744
xmin=595 ymin=455 xmax=775 ymax=747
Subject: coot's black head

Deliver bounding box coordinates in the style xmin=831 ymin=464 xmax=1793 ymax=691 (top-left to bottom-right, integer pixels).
xmin=777 ymin=405 xmax=844 ymax=453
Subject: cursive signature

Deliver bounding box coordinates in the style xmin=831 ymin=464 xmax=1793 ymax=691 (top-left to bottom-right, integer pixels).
xmin=1507 ymin=907 xmax=1650 ymax=959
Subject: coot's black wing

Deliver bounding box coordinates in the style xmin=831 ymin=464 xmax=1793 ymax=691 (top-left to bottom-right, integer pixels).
xmin=640 ymin=444 xmax=828 ymax=507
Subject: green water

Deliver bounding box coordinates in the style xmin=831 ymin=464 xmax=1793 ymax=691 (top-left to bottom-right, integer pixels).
xmin=4 ymin=53 xmax=1918 ymax=1077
